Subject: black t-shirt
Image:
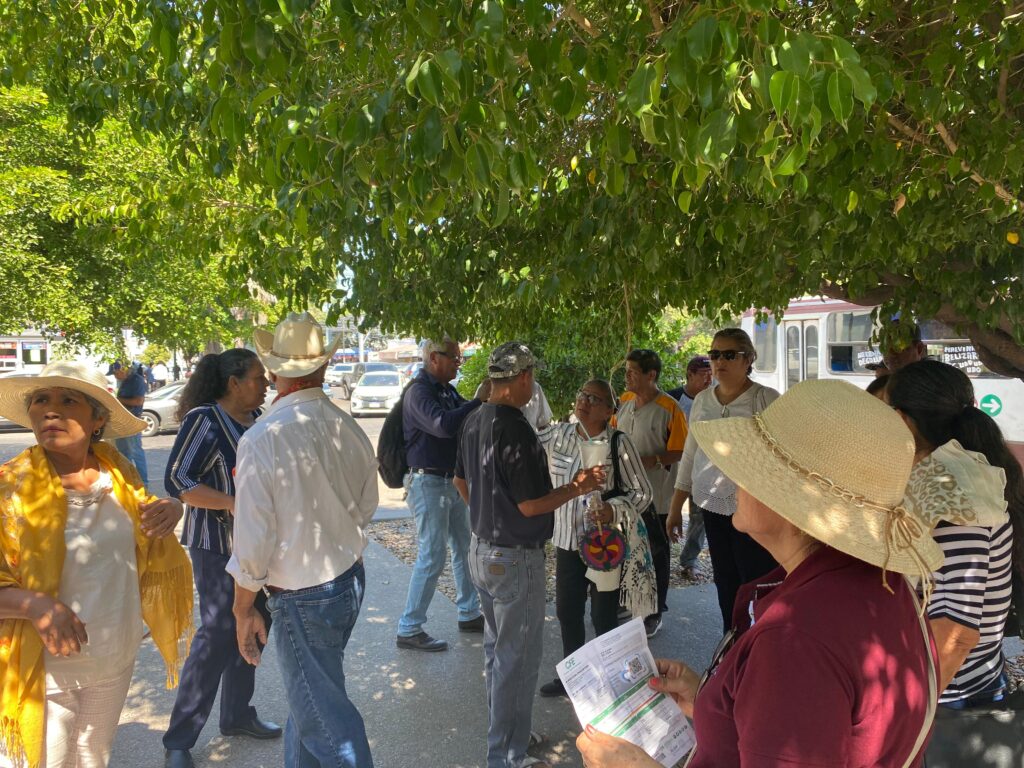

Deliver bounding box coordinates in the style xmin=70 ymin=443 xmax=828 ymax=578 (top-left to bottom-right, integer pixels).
xmin=455 ymin=403 xmax=554 ymax=546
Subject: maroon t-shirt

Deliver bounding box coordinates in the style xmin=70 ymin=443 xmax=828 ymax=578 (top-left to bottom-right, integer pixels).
xmin=688 ymin=547 xmax=936 ymax=768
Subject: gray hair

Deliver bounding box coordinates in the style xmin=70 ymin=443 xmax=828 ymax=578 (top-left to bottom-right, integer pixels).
xmin=24 ymin=388 xmax=112 ymax=441
xmin=421 ymin=337 xmax=455 ymax=363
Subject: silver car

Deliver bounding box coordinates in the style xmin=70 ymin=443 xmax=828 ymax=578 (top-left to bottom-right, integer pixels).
xmin=140 ymin=381 xmax=188 ymax=437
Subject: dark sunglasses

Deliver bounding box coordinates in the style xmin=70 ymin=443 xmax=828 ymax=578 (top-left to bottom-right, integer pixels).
xmin=707 ymin=349 xmax=750 ymax=361
xmin=576 ymin=390 xmax=611 ymax=407
xmin=436 ymin=351 xmax=464 ymax=364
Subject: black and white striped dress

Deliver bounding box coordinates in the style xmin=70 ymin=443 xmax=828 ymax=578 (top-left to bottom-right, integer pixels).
xmin=928 ymin=519 xmax=1014 ymax=703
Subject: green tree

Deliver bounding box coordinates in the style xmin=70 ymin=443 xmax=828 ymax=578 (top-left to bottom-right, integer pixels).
xmin=0 ymin=85 xmax=267 ymax=352
xmin=3 ymin=2 xmax=1022 ymax=376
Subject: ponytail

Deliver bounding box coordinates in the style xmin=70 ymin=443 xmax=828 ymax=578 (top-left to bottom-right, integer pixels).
xmin=889 ymin=360 xmax=1024 ymax=581
xmin=175 ymin=349 xmax=258 ymax=421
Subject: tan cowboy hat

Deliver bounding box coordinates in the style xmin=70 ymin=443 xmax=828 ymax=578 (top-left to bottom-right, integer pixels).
xmin=254 ymin=312 xmax=341 ymax=378
xmin=691 ymin=379 xmax=943 ymax=576
xmin=0 ymin=361 xmax=146 ymax=438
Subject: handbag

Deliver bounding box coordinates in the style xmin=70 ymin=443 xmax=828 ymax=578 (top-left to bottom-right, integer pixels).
xmin=923 ymin=689 xmax=1024 ymax=767
xmin=604 ymin=431 xmax=667 ymax=549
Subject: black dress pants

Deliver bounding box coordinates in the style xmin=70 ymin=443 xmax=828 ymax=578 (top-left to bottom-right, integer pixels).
xmin=554 ymin=547 xmax=621 ymax=658
xmin=701 ymin=506 xmax=778 ymax=631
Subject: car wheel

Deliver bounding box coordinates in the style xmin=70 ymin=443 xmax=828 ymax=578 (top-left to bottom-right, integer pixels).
xmin=141 ymin=411 xmax=160 ymax=438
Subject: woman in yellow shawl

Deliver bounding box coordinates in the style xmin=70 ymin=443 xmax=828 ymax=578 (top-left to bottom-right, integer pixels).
xmin=0 ymin=361 xmax=194 ymax=768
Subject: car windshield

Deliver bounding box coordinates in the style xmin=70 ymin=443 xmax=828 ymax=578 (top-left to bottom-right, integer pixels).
xmin=365 ymin=363 xmax=396 ymax=372
xmin=333 ymin=364 xmax=352 ymax=371
xmin=359 ymin=373 xmax=400 ymax=387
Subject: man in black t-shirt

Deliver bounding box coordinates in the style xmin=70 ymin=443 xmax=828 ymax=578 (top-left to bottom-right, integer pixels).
xmin=454 ymin=342 xmax=604 ymax=768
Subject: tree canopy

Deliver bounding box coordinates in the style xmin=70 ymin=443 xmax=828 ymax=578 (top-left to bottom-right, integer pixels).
xmin=1 ymin=1 xmax=1021 ymax=375
xmin=0 ymin=84 xmax=268 ymax=354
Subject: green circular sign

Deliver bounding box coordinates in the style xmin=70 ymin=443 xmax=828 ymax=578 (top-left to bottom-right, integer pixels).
xmin=979 ymin=394 xmax=1003 ymax=417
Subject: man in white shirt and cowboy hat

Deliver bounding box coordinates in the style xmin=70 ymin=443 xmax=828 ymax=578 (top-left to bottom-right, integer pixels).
xmin=227 ymin=312 xmax=379 ymax=768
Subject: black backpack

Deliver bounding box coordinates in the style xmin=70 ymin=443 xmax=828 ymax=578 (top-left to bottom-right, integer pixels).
xmin=376 ymin=382 xmax=415 ymax=488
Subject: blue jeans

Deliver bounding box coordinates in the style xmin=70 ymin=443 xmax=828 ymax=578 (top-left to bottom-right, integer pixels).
xmin=679 ymin=507 xmax=706 ymax=568
xmin=267 ymin=562 xmax=373 ymax=768
xmin=469 ymin=536 xmax=546 ymax=768
xmin=114 ymin=433 xmax=148 ymax=486
xmin=397 ymin=473 xmax=480 ymax=636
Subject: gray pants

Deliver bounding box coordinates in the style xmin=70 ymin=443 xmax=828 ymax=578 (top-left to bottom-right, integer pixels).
xmin=469 ymin=535 xmax=546 ymax=768
xmin=679 ymin=506 xmax=706 ymax=568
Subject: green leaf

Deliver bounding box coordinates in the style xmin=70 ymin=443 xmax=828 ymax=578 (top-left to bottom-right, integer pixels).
xmin=697 ymin=109 xmax=737 ymax=169
xmin=719 ymin=20 xmax=739 ymax=59
xmin=769 ymin=71 xmax=797 ymax=118
xmin=777 ymin=34 xmax=812 ymax=77
xmin=416 ymin=61 xmax=442 ymax=106
xmin=843 ymin=63 xmax=877 ymax=107
xmin=340 ymin=110 xmax=369 ymax=149
xmin=686 ymin=16 xmax=718 ymax=62
xmin=467 ymin=143 xmax=491 ymax=186
xmin=846 ymin=189 xmax=859 ymax=213
xmin=251 ymin=85 xmax=281 ymax=111
xmin=474 ymin=0 xmax=504 ymax=38
xmin=773 ymin=143 xmax=806 ymax=176
xmin=827 ymin=71 xmax=854 ymax=127
xmin=626 ymin=62 xmax=659 ymax=116
xmin=677 ymin=190 xmax=692 ymax=213
xmin=552 ymin=77 xmax=576 ymax=117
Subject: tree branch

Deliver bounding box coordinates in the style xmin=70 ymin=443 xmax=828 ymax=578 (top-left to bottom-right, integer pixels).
xmin=561 ymin=2 xmax=599 ymax=38
xmin=646 ymin=0 xmax=664 ymax=34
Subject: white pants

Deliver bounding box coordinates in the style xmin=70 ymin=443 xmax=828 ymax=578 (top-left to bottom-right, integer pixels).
xmin=43 ymin=663 xmax=135 ymax=768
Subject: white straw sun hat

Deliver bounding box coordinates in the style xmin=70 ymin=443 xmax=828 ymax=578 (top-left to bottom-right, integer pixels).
xmin=0 ymin=361 xmax=146 ymax=438
xmin=253 ymin=312 xmax=341 ymax=378
xmin=691 ymin=379 xmax=942 ymax=577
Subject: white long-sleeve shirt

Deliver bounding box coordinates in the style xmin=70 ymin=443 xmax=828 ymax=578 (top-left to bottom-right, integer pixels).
xmin=227 ymin=388 xmax=379 ymax=592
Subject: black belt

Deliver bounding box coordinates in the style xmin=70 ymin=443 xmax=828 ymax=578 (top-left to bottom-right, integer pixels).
xmin=410 ymin=467 xmax=454 ymax=479
xmin=476 ymin=536 xmax=545 ymax=550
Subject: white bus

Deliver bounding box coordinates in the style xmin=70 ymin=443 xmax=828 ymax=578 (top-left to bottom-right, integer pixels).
xmin=740 ymin=297 xmax=1024 ymax=466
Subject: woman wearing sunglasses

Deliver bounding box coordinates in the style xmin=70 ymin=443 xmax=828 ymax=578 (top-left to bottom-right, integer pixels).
xmin=534 ymin=380 xmax=656 ymax=698
xmin=666 ymin=328 xmax=780 ymax=630
xmin=579 ymin=380 xmax=941 ymax=768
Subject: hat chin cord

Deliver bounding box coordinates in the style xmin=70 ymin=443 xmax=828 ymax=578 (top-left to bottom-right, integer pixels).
xmin=751 ymin=414 xmax=936 ymax=609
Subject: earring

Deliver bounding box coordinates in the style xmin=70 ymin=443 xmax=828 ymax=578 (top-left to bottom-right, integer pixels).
xmin=93 ymin=428 xmax=102 ymax=436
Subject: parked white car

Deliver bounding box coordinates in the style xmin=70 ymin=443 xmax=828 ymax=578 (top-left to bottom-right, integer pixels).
xmin=325 ymin=362 xmax=354 ymax=387
xmin=350 ymin=372 xmax=402 ymax=417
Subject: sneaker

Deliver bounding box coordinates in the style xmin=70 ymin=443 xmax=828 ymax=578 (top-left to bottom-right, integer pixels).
xmin=679 ymin=565 xmax=698 ymax=580
xmin=539 ymin=678 xmax=567 ymax=697
xmin=396 ymin=631 xmax=449 ymax=652
xmin=644 ymin=615 xmax=663 ymax=638
xmin=458 ymin=615 xmax=485 ymax=633
xmin=528 ymin=731 xmax=546 ymax=750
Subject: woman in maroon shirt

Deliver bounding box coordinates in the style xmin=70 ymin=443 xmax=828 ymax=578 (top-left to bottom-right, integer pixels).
xmin=578 ymin=380 xmax=942 ymax=768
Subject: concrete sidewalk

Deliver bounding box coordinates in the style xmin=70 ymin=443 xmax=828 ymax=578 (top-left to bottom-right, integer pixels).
xmin=109 ymin=538 xmax=722 ymax=768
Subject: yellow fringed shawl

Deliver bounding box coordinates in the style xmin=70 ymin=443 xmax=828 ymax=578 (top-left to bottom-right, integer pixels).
xmin=0 ymin=442 xmax=194 ymax=768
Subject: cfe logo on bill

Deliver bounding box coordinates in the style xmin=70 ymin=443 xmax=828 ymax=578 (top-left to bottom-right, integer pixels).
xmin=979 ymin=394 xmax=1003 ymax=417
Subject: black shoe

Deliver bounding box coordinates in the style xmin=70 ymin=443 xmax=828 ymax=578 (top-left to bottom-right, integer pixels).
xmin=458 ymin=615 xmax=485 ymax=633
xmin=644 ymin=615 xmax=663 ymax=638
xmin=220 ymin=716 xmax=283 ymax=739
xmin=539 ymin=678 xmax=567 ymax=698
xmin=396 ymin=631 xmax=449 ymax=652
xmin=165 ymin=749 xmax=194 ymax=768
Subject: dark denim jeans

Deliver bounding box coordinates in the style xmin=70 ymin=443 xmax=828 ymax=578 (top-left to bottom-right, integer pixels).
xmin=267 ymin=562 xmax=373 ymax=768
xmin=115 ymin=432 xmax=148 ymax=486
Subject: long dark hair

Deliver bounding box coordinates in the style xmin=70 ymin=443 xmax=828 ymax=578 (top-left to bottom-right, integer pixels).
xmin=176 ymin=349 xmax=258 ymax=421
xmin=888 ymin=360 xmax=1024 ymax=580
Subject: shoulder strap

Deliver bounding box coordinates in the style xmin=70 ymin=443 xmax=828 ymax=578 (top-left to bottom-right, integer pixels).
xmin=610 ymin=429 xmax=624 ymax=493
xmin=902 ymin=579 xmax=937 ymax=768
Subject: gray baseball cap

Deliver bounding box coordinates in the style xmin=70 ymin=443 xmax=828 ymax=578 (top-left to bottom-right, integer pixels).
xmin=487 ymin=341 xmax=536 ymax=379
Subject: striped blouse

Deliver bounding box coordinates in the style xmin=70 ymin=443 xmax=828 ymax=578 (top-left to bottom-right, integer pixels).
xmin=928 ymin=519 xmax=1014 ymax=703
xmin=164 ymin=404 xmax=258 ymax=555
xmin=537 ymin=424 xmax=652 ymax=551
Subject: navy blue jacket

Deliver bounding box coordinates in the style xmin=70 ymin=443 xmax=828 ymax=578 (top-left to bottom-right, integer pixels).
xmin=402 ymin=369 xmax=481 ymax=473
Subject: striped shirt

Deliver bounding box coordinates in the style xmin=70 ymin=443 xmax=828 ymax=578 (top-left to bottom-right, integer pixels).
xmin=165 ymin=404 xmax=258 ymax=555
xmin=538 ymin=424 xmax=652 ymax=551
xmin=928 ymin=520 xmax=1014 ymax=703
